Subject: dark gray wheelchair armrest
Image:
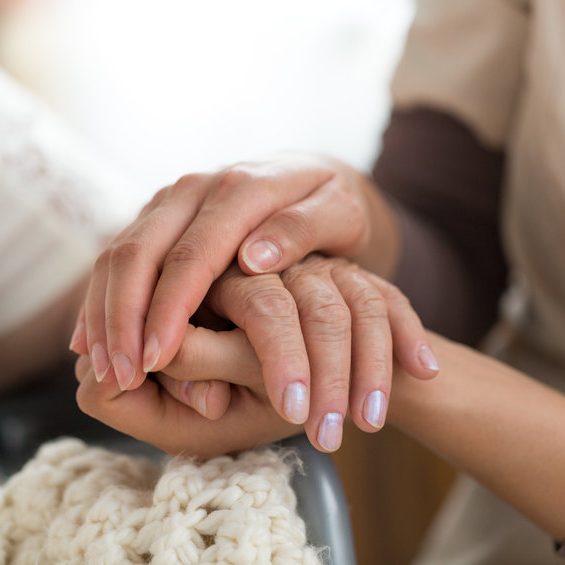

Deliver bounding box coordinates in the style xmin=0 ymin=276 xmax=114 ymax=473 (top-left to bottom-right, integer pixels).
xmin=280 ymin=434 xmax=357 ymax=565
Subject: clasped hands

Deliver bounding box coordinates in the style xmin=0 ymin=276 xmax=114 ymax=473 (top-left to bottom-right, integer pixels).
xmin=70 ymin=155 xmax=439 ymax=457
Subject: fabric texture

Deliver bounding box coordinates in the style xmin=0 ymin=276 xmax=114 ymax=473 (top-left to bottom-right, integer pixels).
xmin=387 ymin=0 xmax=565 ymax=562
xmin=374 ymin=107 xmax=507 ymax=345
xmin=0 ymin=438 xmax=321 ymax=565
xmin=0 ymin=70 xmax=135 ymax=335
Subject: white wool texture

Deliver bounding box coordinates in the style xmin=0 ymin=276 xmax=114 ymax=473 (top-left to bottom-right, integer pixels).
xmin=0 ymin=438 xmax=322 ymax=565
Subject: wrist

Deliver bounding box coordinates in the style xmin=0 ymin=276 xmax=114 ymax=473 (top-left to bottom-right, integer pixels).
xmin=352 ymin=175 xmax=401 ymax=279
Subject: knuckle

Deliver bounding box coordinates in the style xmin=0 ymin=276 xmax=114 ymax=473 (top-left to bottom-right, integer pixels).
xmin=301 ymin=294 xmax=351 ymax=342
xmin=94 ymin=248 xmax=112 ymax=271
xmin=109 ymin=240 xmax=144 ymax=265
xmin=146 ymin=186 xmax=169 ymax=208
xmin=320 ymin=377 xmax=350 ymax=401
xmin=244 ymin=285 xmax=297 ymax=322
xmin=350 ymin=285 xmax=388 ymax=320
xmin=276 ymin=207 xmax=316 ymax=250
xmin=282 ymin=256 xmax=327 ymax=286
xmin=164 ymin=237 xmax=208 ymax=271
xmin=217 ymin=167 xmax=253 ymax=193
xmin=170 ymin=173 xmax=203 ymax=195
xmin=371 ymin=354 xmax=390 ymax=380
xmin=386 ymin=284 xmax=412 ymax=310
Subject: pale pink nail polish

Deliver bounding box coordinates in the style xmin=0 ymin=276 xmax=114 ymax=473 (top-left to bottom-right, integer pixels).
xmin=283 ymin=382 xmax=309 ymax=423
xmin=69 ymin=321 xmax=85 ymax=351
xmin=364 ymin=390 xmax=386 ymax=428
xmin=91 ymin=342 xmax=110 ymax=382
xmin=143 ymin=334 xmax=161 ymax=373
xmin=242 ymin=240 xmax=281 ymax=272
xmin=112 ymin=352 xmax=136 ymax=391
xmin=418 ymin=344 xmax=440 ymax=372
xmin=318 ymin=412 xmax=343 ymax=451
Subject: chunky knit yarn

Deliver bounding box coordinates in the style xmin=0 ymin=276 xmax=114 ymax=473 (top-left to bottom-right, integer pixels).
xmin=0 ymin=438 xmax=322 ymax=564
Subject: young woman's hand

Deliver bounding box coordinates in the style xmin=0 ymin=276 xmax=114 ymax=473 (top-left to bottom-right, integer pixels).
xmin=69 ymin=155 xmax=399 ymax=392
xmin=75 ymin=255 xmax=438 ymax=453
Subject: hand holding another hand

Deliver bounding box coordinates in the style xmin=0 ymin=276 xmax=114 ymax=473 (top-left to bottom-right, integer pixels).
xmin=70 ymin=155 xmax=398 ymax=393
xmin=75 ymin=256 xmax=438 ymax=454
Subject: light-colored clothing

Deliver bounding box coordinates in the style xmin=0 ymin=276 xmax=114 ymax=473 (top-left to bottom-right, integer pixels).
xmin=0 ymin=70 xmax=134 ymax=335
xmin=392 ymin=1 xmax=565 ymax=563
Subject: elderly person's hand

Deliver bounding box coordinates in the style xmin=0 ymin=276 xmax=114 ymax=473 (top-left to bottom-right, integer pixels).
xmin=76 ymin=255 xmax=435 ymax=453
xmin=70 ymin=155 xmax=426 ymax=401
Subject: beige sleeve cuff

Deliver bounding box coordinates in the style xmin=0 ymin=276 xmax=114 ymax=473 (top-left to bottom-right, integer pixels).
xmin=391 ymin=0 xmax=528 ymax=148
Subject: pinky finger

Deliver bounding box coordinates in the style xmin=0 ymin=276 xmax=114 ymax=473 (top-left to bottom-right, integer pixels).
xmin=156 ymin=374 xmax=231 ymax=421
xmin=369 ymin=274 xmax=439 ymax=380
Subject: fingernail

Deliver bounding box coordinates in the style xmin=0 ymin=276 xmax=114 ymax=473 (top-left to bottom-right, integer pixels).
xmin=181 ymin=381 xmax=208 ymax=416
xmin=91 ymin=342 xmax=110 ymax=383
xmin=364 ymin=390 xmax=386 ymax=428
xmin=418 ymin=344 xmax=440 ymax=372
xmin=195 ymin=383 xmax=209 ymax=416
xmin=318 ymin=412 xmax=343 ymax=451
xmin=69 ymin=321 xmax=85 ymax=352
xmin=181 ymin=381 xmax=193 ymax=405
xmin=242 ymin=240 xmax=281 ymax=272
xmin=283 ymin=382 xmax=308 ymax=424
xmin=143 ymin=334 xmax=160 ymax=372
xmin=112 ymin=352 xmax=136 ymax=390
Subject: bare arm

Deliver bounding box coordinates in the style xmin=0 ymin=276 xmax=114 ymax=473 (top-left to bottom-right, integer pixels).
xmin=390 ymin=333 xmax=565 ymax=541
xmin=0 ymin=276 xmax=87 ymax=392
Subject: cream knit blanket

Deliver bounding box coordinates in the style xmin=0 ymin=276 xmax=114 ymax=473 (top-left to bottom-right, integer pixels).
xmin=0 ymin=438 xmax=322 ymax=564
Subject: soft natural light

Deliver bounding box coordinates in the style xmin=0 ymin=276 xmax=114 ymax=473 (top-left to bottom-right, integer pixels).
xmin=0 ymin=0 xmax=413 ymax=204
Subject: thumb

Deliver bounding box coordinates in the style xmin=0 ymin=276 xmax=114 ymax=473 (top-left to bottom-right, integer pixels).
xmin=238 ymin=182 xmax=360 ymax=274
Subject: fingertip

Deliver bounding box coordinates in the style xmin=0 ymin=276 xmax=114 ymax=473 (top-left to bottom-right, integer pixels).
xmin=313 ymin=412 xmax=344 ymax=453
xmin=415 ymin=343 xmax=440 ymax=379
xmin=282 ymin=381 xmax=309 ymax=424
xmin=204 ymin=381 xmax=231 ymax=420
xmin=143 ymin=333 xmax=161 ymax=373
xmin=69 ymin=320 xmax=87 ymax=354
xmin=361 ymin=389 xmax=384 ymax=427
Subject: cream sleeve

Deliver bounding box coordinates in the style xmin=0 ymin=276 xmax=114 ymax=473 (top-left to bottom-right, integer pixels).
xmin=392 ymin=0 xmax=529 ymax=148
xmin=0 ymin=70 xmax=136 ymax=335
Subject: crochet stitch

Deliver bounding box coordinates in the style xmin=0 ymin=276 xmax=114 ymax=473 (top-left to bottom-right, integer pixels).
xmin=0 ymin=438 xmax=322 ymax=564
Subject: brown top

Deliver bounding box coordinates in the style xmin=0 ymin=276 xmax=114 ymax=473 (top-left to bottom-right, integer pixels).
xmin=373 ymin=107 xmax=506 ymax=346
xmin=375 ymin=0 xmax=565 ymax=389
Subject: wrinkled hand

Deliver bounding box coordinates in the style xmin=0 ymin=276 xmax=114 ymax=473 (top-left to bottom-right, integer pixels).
xmin=76 ymin=256 xmax=437 ymax=453
xmin=70 ymin=155 xmax=397 ymax=397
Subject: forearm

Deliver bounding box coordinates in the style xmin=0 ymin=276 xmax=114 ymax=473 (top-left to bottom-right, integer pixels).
xmin=0 ymin=276 xmax=87 ymax=391
xmin=390 ymin=333 xmax=565 ymax=540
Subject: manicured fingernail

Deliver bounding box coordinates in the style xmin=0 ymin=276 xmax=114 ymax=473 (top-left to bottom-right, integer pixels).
xmin=318 ymin=412 xmax=343 ymax=451
xmin=91 ymin=342 xmax=110 ymax=383
xmin=69 ymin=321 xmax=85 ymax=352
xmin=364 ymin=390 xmax=386 ymax=428
xmin=143 ymin=334 xmax=160 ymax=372
xmin=112 ymin=352 xmax=136 ymax=390
xmin=418 ymin=344 xmax=439 ymax=372
xmin=283 ymin=382 xmax=309 ymax=423
xmin=242 ymin=240 xmax=281 ymax=272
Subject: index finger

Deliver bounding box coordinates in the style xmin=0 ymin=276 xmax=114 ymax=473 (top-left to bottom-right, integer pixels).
xmin=142 ymin=162 xmax=332 ymax=373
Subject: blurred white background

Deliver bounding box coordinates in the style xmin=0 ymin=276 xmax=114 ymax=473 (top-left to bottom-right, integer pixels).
xmin=0 ymin=0 xmax=413 ymax=205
